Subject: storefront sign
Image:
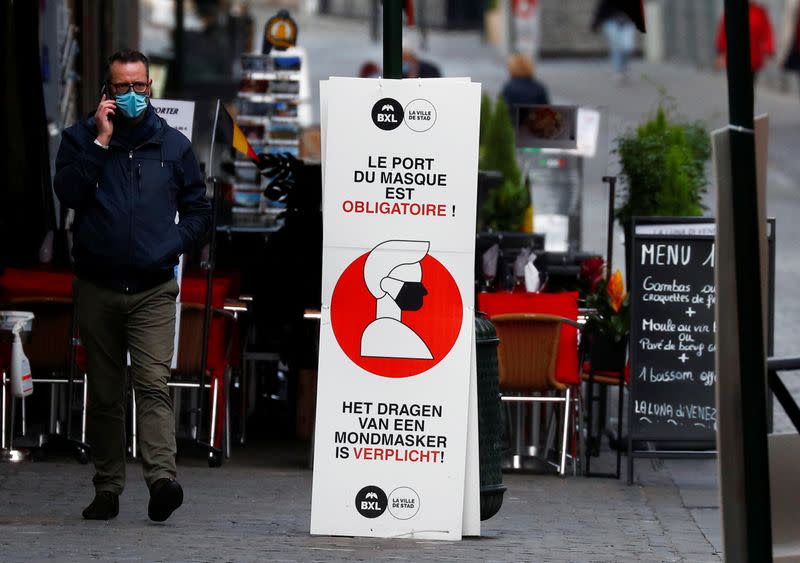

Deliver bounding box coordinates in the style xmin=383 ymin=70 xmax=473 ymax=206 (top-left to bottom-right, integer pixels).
xmin=150 ymin=98 xmax=195 ymax=141
xmin=312 ymin=78 xmax=481 ymax=540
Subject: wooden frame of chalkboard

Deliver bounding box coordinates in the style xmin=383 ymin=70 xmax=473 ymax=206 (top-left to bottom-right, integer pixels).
xmin=625 ymin=217 xmax=776 ymax=485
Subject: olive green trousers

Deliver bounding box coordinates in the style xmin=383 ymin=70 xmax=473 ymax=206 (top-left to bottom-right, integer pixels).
xmin=74 ymin=277 xmax=179 ymax=494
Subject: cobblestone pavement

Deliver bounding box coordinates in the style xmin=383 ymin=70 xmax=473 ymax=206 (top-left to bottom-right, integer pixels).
xmin=0 ymin=447 xmax=720 ymax=562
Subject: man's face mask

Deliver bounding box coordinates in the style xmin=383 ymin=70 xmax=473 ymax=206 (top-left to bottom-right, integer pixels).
xmin=395 ymin=282 xmax=428 ymax=311
xmin=115 ymin=90 xmax=149 ymax=119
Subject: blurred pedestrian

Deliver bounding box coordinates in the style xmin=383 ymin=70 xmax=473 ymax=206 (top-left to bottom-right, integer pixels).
xmin=715 ymin=0 xmax=775 ymax=81
xmin=779 ymin=0 xmax=800 ymax=94
xmin=359 ymin=61 xmax=381 ymax=78
xmin=402 ymin=47 xmax=441 ymax=78
xmin=501 ymin=53 xmax=550 ymax=121
xmin=592 ymin=0 xmax=636 ymax=83
xmin=54 ymin=50 xmax=210 ymax=522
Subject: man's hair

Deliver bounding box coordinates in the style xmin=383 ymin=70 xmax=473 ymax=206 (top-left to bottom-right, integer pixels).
xmin=106 ymin=49 xmax=149 ymax=80
xmin=507 ymin=53 xmax=534 ymax=79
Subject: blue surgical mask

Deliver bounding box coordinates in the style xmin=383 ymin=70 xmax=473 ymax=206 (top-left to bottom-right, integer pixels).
xmin=115 ymin=90 xmax=149 ymax=119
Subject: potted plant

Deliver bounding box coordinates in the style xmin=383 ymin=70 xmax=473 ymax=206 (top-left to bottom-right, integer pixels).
xmin=580 ymin=256 xmax=630 ymax=371
xmin=614 ymin=105 xmax=711 ymax=279
xmin=479 ymin=96 xmax=530 ymax=232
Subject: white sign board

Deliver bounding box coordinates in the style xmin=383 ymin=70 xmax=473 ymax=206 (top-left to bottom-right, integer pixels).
xmin=311 ymin=78 xmax=481 ymax=541
xmin=150 ymin=98 xmax=195 ymax=141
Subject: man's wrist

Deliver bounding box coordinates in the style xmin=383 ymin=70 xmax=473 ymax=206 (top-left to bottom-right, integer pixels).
xmin=95 ymin=136 xmax=111 ymax=148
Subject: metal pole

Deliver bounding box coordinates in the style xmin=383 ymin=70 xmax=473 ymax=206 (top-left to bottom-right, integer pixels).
xmin=418 ymin=0 xmax=428 ymax=51
xmin=506 ymin=0 xmax=516 ymax=55
xmin=602 ymin=176 xmax=616 ymax=275
xmin=174 ymin=0 xmax=185 ymax=95
xmin=197 ymin=177 xmax=219 ymax=442
xmin=722 ymin=0 xmax=772 ymax=559
xmin=370 ymin=0 xmax=380 ymax=43
xmin=383 ymin=0 xmax=403 ymax=78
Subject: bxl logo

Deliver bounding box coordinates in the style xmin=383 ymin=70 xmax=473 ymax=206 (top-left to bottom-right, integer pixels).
xmin=354 ymin=485 xmax=387 ymax=518
xmin=371 ymin=98 xmax=404 ymax=131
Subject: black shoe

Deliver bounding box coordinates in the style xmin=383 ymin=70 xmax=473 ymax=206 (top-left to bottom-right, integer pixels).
xmin=148 ymin=478 xmax=183 ymax=522
xmin=82 ymin=491 xmax=119 ymax=520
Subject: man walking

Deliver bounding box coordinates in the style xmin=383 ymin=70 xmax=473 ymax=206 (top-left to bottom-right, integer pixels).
xmin=54 ymin=50 xmax=210 ymax=521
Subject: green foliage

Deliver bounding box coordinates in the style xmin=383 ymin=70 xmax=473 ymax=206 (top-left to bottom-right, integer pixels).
xmin=615 ymin=106 xmax=711 ymax=225
xmin=481 ymin=97 xmax=522 ymax=188
xmin=478 ymin=96 xmax=528 ymax=231
xmin=482 ymin=180 xmax=529 ymax=232
xmin=479 ymin=93 xmax=493 ymax=160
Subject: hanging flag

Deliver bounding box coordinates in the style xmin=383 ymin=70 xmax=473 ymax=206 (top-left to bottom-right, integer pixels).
xmin=218 ymin=105 xmax=260 ymax=162
xmin=611 ymin=0 xmax=646 ymax=32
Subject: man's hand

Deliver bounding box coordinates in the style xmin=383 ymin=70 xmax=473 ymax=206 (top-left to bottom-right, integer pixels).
xmin=95 ymin=94 xmax=116 ymax=146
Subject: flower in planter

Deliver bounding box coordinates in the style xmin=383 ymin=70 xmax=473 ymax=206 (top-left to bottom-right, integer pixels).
xmin=607 ymin=270 xmax=625 ymax=313
xmin=580 ymin=258 xmax=630 ymax=343
xmin=580 ymin=256 xmax=605 ymax=294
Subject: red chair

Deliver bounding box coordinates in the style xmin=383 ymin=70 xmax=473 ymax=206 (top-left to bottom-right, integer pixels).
xmin=1 ymin=270 xmax=89 ymax=462
xmin=170 ymin=276 xmax=238 ymax=464
xmin=478 ymin=292 xmax=581 ymax=386
xmin=581 ymin=338 xmax=629 ymax=479
xmin=0 ymin=268 xmax=75 ymax=301
xmin=478 ymin=292 xmax=583 ymax=474
xmin=492 ymin=313 xmax=583 ymax=476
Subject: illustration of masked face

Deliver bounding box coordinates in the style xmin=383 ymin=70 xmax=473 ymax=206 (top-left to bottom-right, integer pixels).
xmin=361 ymin=240 xmax=433 ymax=360
xmin=394 ymin=281 xmax=428 ymax=311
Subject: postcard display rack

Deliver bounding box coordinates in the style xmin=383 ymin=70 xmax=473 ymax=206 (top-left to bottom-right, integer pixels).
xmin=40 ymin=1 xmax=79 ymax=223
xmin=232 ymin=50 xmax=303 ymax=224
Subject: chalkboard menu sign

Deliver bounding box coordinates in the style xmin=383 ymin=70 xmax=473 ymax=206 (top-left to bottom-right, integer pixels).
xmin=629 ymin=234 xmax=717 ymax=442
xmin=625 ymin=218 xmax=776 ymax=484
xmin=627 ymin=218 xmax=775 ymax=450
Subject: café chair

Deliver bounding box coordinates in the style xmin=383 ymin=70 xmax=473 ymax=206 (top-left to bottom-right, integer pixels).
xmin=581 ymin=352 xmax=627 ymax=479
xmin=5 ymin=296 xmax=90 ymax=463
xmin=492 ymin=313 xmax=583 ymax=476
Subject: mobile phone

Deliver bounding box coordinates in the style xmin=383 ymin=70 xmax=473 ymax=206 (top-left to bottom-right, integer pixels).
xmin=99 ymin=83 xmax=113 ymax=121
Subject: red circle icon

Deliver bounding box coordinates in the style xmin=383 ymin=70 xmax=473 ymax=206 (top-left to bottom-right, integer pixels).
xmin=330 ymin=251 xmax=463 ymax=378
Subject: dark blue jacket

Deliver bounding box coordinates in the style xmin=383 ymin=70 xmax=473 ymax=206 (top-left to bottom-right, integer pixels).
xmin=54 ymin=105 xmax=211 ymax=293
xmin=501 ymin=77 xmax=550 ymax=121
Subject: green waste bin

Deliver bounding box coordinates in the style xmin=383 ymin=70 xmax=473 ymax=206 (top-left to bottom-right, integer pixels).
xmin=475 ymin=312 xmax=506 ymax=521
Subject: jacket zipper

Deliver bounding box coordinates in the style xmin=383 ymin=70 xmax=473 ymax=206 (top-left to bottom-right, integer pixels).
xmin=128 ymin=150 xmax=134 ymax=290
xmin=126 ymin=139 xmax=162 ymax=290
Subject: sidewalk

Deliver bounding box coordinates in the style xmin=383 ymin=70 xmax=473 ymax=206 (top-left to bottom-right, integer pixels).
xmin=0 ymin=447 xmax=720 ymax=562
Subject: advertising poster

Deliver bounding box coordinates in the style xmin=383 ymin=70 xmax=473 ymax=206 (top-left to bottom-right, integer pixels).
xmin=311 ymin=78 xmax=481 ymax=540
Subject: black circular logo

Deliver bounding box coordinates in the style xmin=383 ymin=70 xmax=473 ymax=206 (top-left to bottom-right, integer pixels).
xmin=371 ymin=98 xmax=404 ymax=131
xmin=354 ymin=485 xmax=388 ymax=518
